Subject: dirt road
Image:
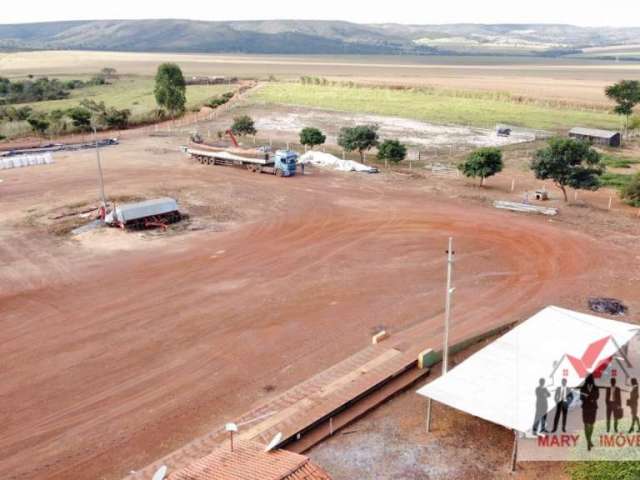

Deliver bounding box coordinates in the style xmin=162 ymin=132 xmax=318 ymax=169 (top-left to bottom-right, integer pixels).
xmin=0 ymin=136 xmax=636 ymax=479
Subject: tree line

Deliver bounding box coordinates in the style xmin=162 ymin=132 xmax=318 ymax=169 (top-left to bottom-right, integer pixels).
xmin=457 ymin=138 xmax=639 ymax=207
xmin=0 ymin=68 xmax=116 ymax=106
xmin=228 ymin=117 xmax=407 ymax=166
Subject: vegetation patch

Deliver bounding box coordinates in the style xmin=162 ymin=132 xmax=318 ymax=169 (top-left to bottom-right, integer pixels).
xmin=0 ymin=75 xmax=235 ymax=139
xmin=600 ymin=172 xmax=633 ymax=189
xmin=601 ymin=154 xmax=640 ymax=169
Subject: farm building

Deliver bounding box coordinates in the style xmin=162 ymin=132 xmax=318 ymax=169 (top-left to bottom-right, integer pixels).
xmin=569 ymin=127 xmax=621 ymax=147
xmin=417 ymin=306 xmax=639 ymax=466
xmin=105 ymin=197 xmax=181 ymax=230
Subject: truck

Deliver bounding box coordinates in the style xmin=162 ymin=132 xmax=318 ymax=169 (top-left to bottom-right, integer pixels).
xmin=186 ymin=147 xmax=298 ymax=177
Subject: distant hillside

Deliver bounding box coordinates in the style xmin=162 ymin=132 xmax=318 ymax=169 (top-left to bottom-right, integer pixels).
xmin=0 ymin=20 xmax=639 ymax=56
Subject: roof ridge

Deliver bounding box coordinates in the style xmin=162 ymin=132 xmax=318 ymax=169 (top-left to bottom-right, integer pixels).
xmin=277 ymin=457 xmax=311 ymax=480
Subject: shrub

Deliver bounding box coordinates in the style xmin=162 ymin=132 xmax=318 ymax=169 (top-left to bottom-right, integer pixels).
xmin=27 ymin=113 xmax=50 ymax=135
xmin=621 ymin=173 xmax=640 ymax=207
xmin=231 ymin=115 xmax=257 ymax=136
xmin=377 ymin=139 xmax=407 ymax=165
xmin=66 ymin=107 xmax=92 ymax=131
xmin=569 ymin=461 xmax=640 ymax=480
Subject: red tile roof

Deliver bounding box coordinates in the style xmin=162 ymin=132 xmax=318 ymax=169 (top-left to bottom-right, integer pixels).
xmin=167 ymin=440 xmax=331 ymax=480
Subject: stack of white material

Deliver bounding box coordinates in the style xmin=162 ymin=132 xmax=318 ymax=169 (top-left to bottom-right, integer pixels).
xmin=0 ymin=153 xmax=54 ymax=170
xmin=299 ymin=151 xmax=377 ymax=173
xmin=494 ymin=200 xmax=558 ymax=216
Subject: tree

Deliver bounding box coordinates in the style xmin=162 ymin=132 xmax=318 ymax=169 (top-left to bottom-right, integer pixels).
xmin=154 ymin=63 xmax=186 ymax=115
xmin=231 ymin=115 xmax=257 ymax=136
xmin=605 ymin=80 xmax=640 ymax=136
xmin=80 ymin=99 xmax=130 ymax=129
xmin=66 ymin=107 xmax=92 ymax=131
xmin=299 ymin=127 xmax=326 ymax=149
xmin=14 ymin=106 xmax=33 ymax=121
xmin=100 ymin=67 xmax=118 ymax=80
xmin=629 ymin=115 xmax=640 ymax=137
xmin=101 ymin=107 xmax=131 ymax=129
xmin=338 ymin=125 xmax=379 ymax=162
xmin=530 ymin=137 xmax=604 ymax=202
xmin=458 ymin=147 xmax=503 ymax=186
xmin=49 ymin=109 xmax=67 ymax=133
xmin=621 ymin=173 xmax=640 ymax=207
xmin=27 ymin=113 xmax=49 ymax=135
xmin=377 ymin=139 xmax=407 ymax=167
xmin=0 ymin=76 xmax=10 ymax=95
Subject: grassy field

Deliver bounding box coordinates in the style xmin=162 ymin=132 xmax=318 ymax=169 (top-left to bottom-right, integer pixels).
xmin=602 ymin=153 xmax=640 ymax=169
xmin=252 ymin=82 xmax=622 ymax=131
xmin=0 ymin=76 xmax=234 ymax=138
xmin=601 ymin=171 xmax=634 ymax=189
xmin=20 ymin=77 xmax=233 ymax=118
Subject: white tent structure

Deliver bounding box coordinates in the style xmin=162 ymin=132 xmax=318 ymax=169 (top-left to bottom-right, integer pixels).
xmin=417 ymin=306 xmax=638 ymax=465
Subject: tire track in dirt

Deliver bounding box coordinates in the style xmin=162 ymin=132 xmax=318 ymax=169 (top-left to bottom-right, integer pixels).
xmin=0 ymin=153 xmax=625 ymax=480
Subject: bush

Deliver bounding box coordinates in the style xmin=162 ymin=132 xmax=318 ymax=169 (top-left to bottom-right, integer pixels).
xmin=78 ymin=99 xmax=130 ymax=130
xmin=231 ymin=115 xmax=257 ymax=136
xmin=0 ymin=105 xmax=33 ymax=121
xmin=27 ymin=113 xmax=50 ymax=135
xmin=377 ymin=139 xmax=407 ymax=165
xmin=101 ymin=107 xmax=131 ymax=129
xmin=207 ymin=91 xmax=234 ymax=108
xmin=621 ymin=173 xmax=640 ymax=207
xmin=64 ymin=79 xmax=86 ymax=90
xmin=66 ymin=107 xmax=92 ymax=131
xmin=88 ymin=74 xmax=107 ymax=86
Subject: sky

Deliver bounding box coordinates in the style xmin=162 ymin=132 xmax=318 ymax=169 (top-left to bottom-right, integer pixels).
xmin=4 ymin=0 xmax=640 ymax=27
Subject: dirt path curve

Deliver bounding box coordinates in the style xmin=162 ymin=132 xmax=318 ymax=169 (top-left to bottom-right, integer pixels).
xmin=0 ymin=143 xmax=634 ymax=480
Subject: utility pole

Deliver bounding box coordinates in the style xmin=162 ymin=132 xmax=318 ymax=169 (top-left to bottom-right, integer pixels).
xmin=92 ymin=126 xmax=107 ymax=209
xmin=443 ymin=237 xmax=455 ymax=374
xmin=426 ymin=237 xmax=456 ymax=433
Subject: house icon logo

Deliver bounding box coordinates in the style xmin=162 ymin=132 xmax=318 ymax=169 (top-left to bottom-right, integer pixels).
xmin=549 ymin=336 xmax=633 ymax=388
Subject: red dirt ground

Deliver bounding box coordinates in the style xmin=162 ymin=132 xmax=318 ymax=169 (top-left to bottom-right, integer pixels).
xmin=0 ymin=135 xmax=638 ymax=480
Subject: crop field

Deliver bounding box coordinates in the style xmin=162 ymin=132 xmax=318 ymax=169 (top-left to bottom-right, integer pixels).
xmin=2 ymin=50 xmax=639 ymax=106
xmin=579 ymin=44 xmax=640 ymax=59
xmin=251 ymin=82 xmax=622 ymax=131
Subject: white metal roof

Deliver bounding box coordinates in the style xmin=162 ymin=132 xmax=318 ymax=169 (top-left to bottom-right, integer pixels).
xmin=417 ymin=306 xmax=638 ymax=433
xmin=114 ymin=197 xmax=179 ymax=223
xmin=569 ymin=127 xmax=620 ymax=139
